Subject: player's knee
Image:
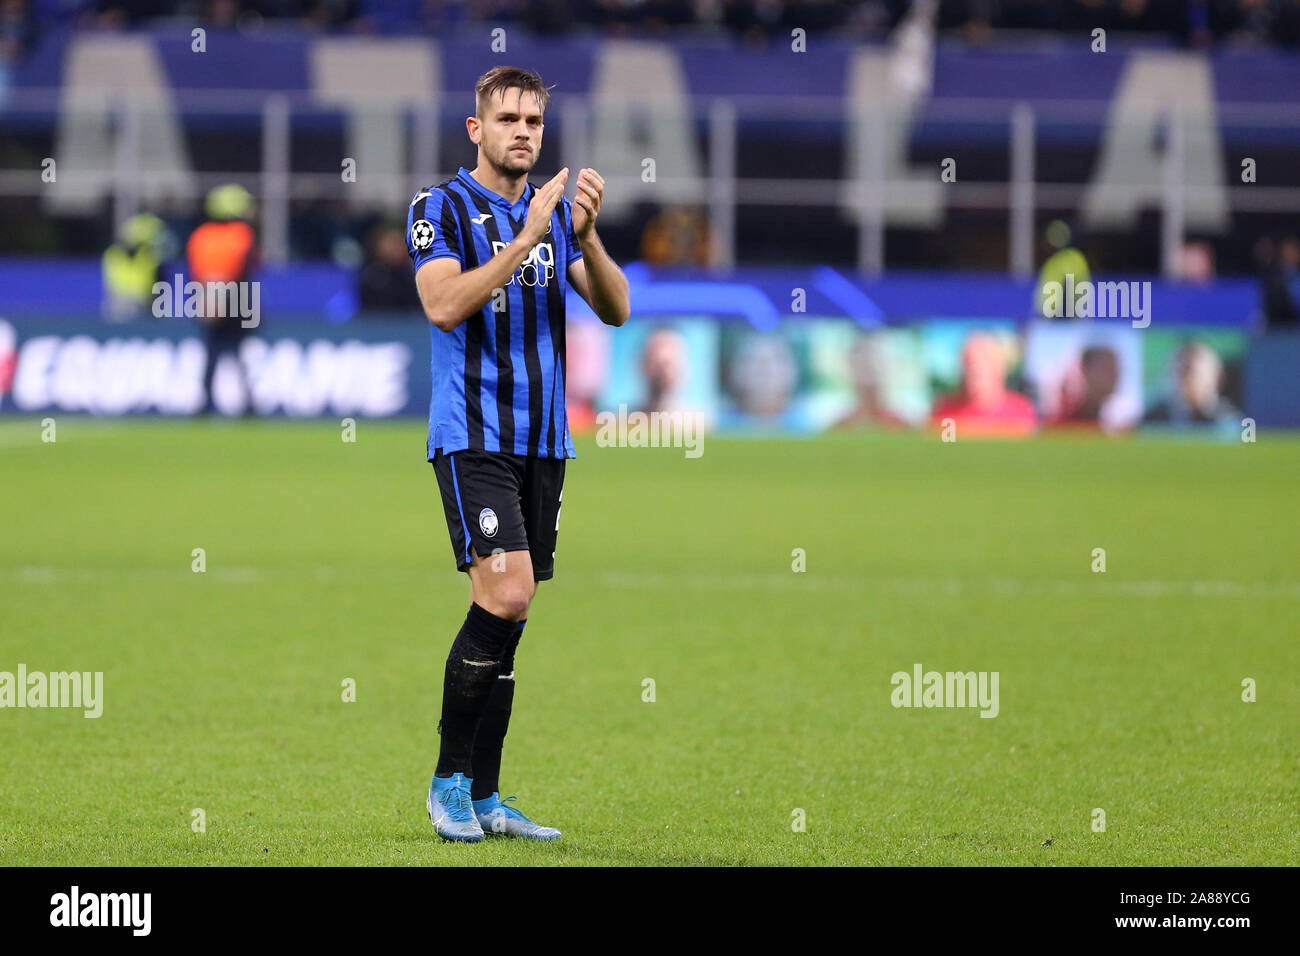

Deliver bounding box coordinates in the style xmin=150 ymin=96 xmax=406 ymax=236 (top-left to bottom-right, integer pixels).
xmin=488 ymin=590 xmax=530 ymax=621
xmin=482 ymin=582 xmax=532 ymax=621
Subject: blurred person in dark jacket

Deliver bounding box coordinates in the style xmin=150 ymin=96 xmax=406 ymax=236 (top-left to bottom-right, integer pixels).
xmin=1145 ymin=341 xmax=1242 ymax=426
xmin=1256 ymin=235 xmax=1299 ymax=329
xmin=359 ymin=222 xmax=423 ymax=312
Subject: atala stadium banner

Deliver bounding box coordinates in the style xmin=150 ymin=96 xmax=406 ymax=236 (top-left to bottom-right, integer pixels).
xmin=2 ymin=315 xmax=1297 ymax=433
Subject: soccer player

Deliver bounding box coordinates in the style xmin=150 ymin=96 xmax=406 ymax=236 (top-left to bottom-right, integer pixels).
xmin=406 ymin=66 xmax=630 ymax=842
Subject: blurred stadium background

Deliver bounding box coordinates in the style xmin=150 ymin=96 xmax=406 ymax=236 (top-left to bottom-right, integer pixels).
xmin=1 ymin=0 xmax=1298 ymax=430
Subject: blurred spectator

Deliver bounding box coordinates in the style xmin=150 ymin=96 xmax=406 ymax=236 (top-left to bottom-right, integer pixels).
xmin=358 ymin=222 xmax=422 ymax=312
xmin=1178 ymin=240 xmax=1216 ymax=284
xmin=930 ymin=332 xmax=1036 ymax=436
xmin=0 ymin=318 xmax=15 ymax=403
xmin=637 ymin=326 xmax=691 ymax=415
xmin=563 ymin=316 xmax=608 ymax=433
xmin=1256 ymin=235 xmax=1299 ymax=329
xmin=200 ymin=0 xmax=241 ymax=28
xmin=1053 ymin=345 xmax=1120 ymax=427
xmin=1036 ymin=219 xmax=1090 ymax=320
xmin=726 ymin=331 xmax=798 ymax=418
xmin=640 ymin=205 xmax=711 ymax=267
xmin=355 ymin=0 xmax=446 ymax=32
xmin=94 ymin=1 xmax=173 ymax=28
xmin=297 ymin=0 xmax=360 ymax=30
xmin=188 ymin=183 xmax=258 ymax=414
xmin=12 ymin=0 xmax=1300 ymax=46
xmin=835 ymin=334 xmax=906 ymax=429
xmin=1144 ymin=341 xmax=1242 ymax=425
xmin=101 ymin=211 xmax=176 ymax=320
xmin=0 ymin=0 xmax=39 ymax=107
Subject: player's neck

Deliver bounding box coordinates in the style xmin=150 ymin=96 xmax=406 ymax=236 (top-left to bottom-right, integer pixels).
xmin=470 ymin=163 xmax=527 ymax=204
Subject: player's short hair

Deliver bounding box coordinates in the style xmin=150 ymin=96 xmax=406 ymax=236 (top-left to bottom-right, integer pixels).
xmin=475 ymin=66 xmax=554 ymax=118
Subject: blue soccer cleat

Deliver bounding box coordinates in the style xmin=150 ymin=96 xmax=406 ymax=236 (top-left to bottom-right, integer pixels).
xmin=427 ymin=772 xmax=484 ymax=843
xmin=472 ymin=792 xmax=562 ymax=841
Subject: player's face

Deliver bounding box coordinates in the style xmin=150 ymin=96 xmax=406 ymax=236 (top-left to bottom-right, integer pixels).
xmin=478 ymin=88 xmax=544 ymax=176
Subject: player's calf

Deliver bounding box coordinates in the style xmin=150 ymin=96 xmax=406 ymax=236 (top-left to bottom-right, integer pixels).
xmin=433 ymin=603 xmax=517 ymax=780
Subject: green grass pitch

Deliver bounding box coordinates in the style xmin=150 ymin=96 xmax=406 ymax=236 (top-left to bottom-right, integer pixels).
xmin=1 ymin=418 xmax=1296 ymax=866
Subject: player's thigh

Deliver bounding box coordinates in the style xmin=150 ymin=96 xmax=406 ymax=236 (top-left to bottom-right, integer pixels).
xmin=521 ymin=456 xmax=566 ymax=583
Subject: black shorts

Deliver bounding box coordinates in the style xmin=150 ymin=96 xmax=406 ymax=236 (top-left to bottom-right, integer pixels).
xmin=431 ymin=449 xmax=566 ymax=581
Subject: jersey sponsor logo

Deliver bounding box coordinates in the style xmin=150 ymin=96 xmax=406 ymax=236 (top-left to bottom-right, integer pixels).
xmin=479 ymin=507 xmax=499 ymax=537
xmin=491 ymin=239 xmax=554 ymax=288
xmin=472 ymin=213 xmax=493 ymax=225
xmin=410 ymin=219 xmax=436 ymax=251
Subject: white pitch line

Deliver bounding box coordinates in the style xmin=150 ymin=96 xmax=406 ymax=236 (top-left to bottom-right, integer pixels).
xmin=2 ymin=566 xmax=1296 ymax=599
xmin=4 ymin=567 xmax=261 ymax=583
xmin=593 ymin=571 xmax=1300 ymax=600
xmin=0 ymin=420 xmax=122 ymax=449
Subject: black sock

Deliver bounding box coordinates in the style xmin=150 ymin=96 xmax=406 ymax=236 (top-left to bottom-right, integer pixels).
xmin=435 ymin=604 xmax=518 ymax=778
xmin=470 ymin=619 xmax=524 ymax=800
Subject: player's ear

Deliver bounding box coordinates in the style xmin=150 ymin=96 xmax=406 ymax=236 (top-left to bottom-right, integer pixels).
xmin=466 ymin=116 xmax=480 ymax=144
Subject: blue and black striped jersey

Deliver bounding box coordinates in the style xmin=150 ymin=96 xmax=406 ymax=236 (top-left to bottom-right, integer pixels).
xmin=406 ymin=166 xmax=583 ymax=460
